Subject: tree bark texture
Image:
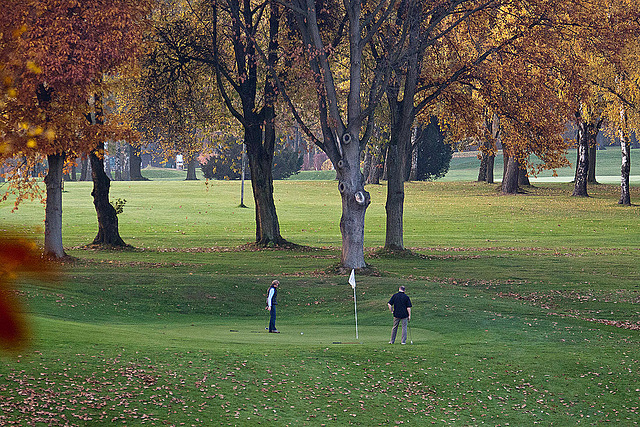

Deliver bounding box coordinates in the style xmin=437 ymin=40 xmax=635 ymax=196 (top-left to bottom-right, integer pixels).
xmin=44 ymin=153 xmax=66 ymax=258
xmin=385 ymin=144 xmax=406 ymax=250
xmin=103 ymin=150 xmax=112 ymax=180
xmin=478 ymin=149 xmax=496 ymax=183
xmin=245 ymin=125 xmax=284 ymax=246
xmin=477 ymin=150 xmax=490 ymax=182
xmin=90 ymin=143 xmax=126 ymax=246
xmin=619 ymin=114 xmax=631 ymax=205
xmin=478 ymin=114 xmax=499 ymax=183
xmin=129 ymin=145 xmax=147 ymax=181
xmin=336 ymin=135 xmax=370 ymax=268
xmin=79 ymin=155 xmax=91 ymax=181
xmin=572 ymin=120 xmax=589 ymax=197
xmin=501 ymin=153 xmax=520 ymax=195
xmin=518 ymin=168 xmax=530 ymax=186
xmin=407 ymin=128 xmax=418 ymax=181
xmin=362 ymin=145 xmax=372 ymax=181
xmin=587 ymin=139 xmax=598 ymax=184
xmin=366 ymin=143 xmax=385 ymax=185
xmin=185 ymin=156 xmax=198 ymax=180
xmin=114 ymin=141 xmax=122 ymax=181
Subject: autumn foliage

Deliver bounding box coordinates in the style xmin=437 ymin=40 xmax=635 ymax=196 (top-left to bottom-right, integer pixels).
xmin=0 ymin=0 xmax=152 ymax=203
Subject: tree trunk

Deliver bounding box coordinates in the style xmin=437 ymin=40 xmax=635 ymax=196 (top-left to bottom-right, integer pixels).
xmin=501 ymin=154 xmax=520 ymax=195
xmin=572 ymin=120 xmax=589 ymax=197
xmin=478 ymin=114 xmax=498 ymax=183
xmin=366 ymin=144 xmax=384 ymax=185
xmin=103 ymin=144 xmax=113 ymax=180
xmin=619 ymin=120 xmax=631 ymax=205
xmin=486 ymin=153 xmax=495 ymax=184
xmin=408 ymin=127 xmax=418 ymax=181
xmin=587 ymin=138 xmax=598 ymax=184
xmin=114 ymin=141 xmax=122 ymax=181
xmin=129 ymin=145 xmax=147 ymax=181
xmin=362 ymin=144 xmax=372 ymax=180
xmin=336 ymin=132 xmax=370 ymax=268
xmin=80 ymin=155 xmax=91 ymax=181
xmin=185 ymin=156 xmax=198 ymax=180
xmin=478 ymin=149 xmax=488 ymax=182
xmin=383 ymin=5 xmax=422 ymax=251
xmin=366 ymin=138 xmax=386 ymax=185
xmin=518 ymin=167 xmax=531 ymax=186
xmin=44 ymin=153 xmax=67 ymax=258
xmin=478 ymin=148 xmax=496 ymax=184
xmin=385 ymin=144 xmax=406 ymax=249
xmin=120 ymin=142 xmax=130 ymax=181
xmin=89 ymin=143 xmax=126 ymax=246
xmin=245 ymin=121 xmax=284 ymax=246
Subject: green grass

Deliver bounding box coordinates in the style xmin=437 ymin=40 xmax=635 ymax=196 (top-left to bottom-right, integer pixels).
xmin=288 ymin=148 xmax=640 ymax=183
xmin=140 ymin=165 xmax=206 ymax=181
xmin=1 ymin=176 xmax=639 ymax=425
xmin=443 ymin=148 xmax=640 ymax=183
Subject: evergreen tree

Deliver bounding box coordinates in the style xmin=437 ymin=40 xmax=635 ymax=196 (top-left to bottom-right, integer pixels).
xmin=415 ymin=118 xmax=452 ymax=182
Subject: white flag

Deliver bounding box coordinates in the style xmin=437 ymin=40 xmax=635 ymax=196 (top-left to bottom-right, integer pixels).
xmin=349 ymin=269 xmax=356 ymax=289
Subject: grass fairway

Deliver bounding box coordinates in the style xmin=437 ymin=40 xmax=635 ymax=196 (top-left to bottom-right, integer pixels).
xmin=1 ymin=178 xmax=639 ymax=425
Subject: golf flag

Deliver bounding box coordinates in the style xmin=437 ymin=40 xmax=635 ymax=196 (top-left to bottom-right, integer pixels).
xmin=349 ymin=269 xmax=356 ymax=289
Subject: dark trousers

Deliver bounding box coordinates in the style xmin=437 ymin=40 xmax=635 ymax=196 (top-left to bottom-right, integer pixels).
xmin=269 ymin=306 xmax=277 ymax=331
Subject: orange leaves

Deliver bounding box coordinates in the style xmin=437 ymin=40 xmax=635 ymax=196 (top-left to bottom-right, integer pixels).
xmin=1 ymin=0 xmax=152 ymax=206
xmin=0 ymin=233 xmax=57 ymax=351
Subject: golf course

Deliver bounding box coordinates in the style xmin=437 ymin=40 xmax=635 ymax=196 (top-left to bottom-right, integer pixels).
xmin=1 ymin=150 xmax=639 ymax=425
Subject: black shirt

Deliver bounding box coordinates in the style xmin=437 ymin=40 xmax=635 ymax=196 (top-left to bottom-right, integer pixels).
xmin=388 ymin=292 xmax=412 ymax=318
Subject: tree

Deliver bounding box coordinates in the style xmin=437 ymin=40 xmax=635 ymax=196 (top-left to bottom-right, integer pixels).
xmin=577 ymin=6 xmax=640 ymax=203
xmin=201 ymin=136 xmax=302 ymax=180
xmin=414 ymin=118 xmax=452 ymax=182
xmin=477 ymin=113 xmax=499 ymax=184
xmin=272 ymin=143 xmax=304 ymax=180
xmin=282 ymin=0 xmax=402 ymax=267
xmin=565 ymin=0 xmax=640 ymax=198
xmin=200 ymin=138 xmax=243 ymax=180
xmin=88 ymin=95 xmax=127 ymax=246
xmin=130 ymin=22 xmax=217 ymax=184
xmin=138 ymin=0 xmax=288 ymax=246
xmin=572 ymin=106 xmax=603 ymax=197
xmin=618 ymin=110 xmax=631 ymax=205
xmin=1 ymin=0 xmax=151 ymax=257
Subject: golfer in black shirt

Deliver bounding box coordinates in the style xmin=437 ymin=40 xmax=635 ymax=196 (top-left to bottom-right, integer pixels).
xmin=388 ymin=286 xmax=412 ymax=344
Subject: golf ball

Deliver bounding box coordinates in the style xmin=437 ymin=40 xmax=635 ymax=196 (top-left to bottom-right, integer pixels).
xmin=301 ymin=332 xmax=304 ymax=335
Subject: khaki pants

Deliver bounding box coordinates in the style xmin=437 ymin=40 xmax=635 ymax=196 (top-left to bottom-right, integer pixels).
xmin=390 ymin=317 xmax=408 ymax=344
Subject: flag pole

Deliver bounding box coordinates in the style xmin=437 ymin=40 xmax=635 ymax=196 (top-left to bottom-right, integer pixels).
xmin=349 ymin=269 xmax=358 ymax=340
xmin=353 ymin=285 xmax=358 ymax=339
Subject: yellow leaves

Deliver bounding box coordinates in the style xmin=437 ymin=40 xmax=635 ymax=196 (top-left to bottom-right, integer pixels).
xmin=26 ymin=60 xmax=42 ymax=74
xmin=44 ymin=128 xmax=56 ymax=140
xmin=12 ymin=24 xmax=27 ymax=38
xmin=27 ymin=126 xmax=43 ymax=137
xmin=26 ymin=139 xmax=37 ymax=148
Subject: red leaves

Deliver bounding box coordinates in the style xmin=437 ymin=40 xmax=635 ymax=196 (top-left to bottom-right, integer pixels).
xmin=0 ymin=234 xmax=56 ymax=351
